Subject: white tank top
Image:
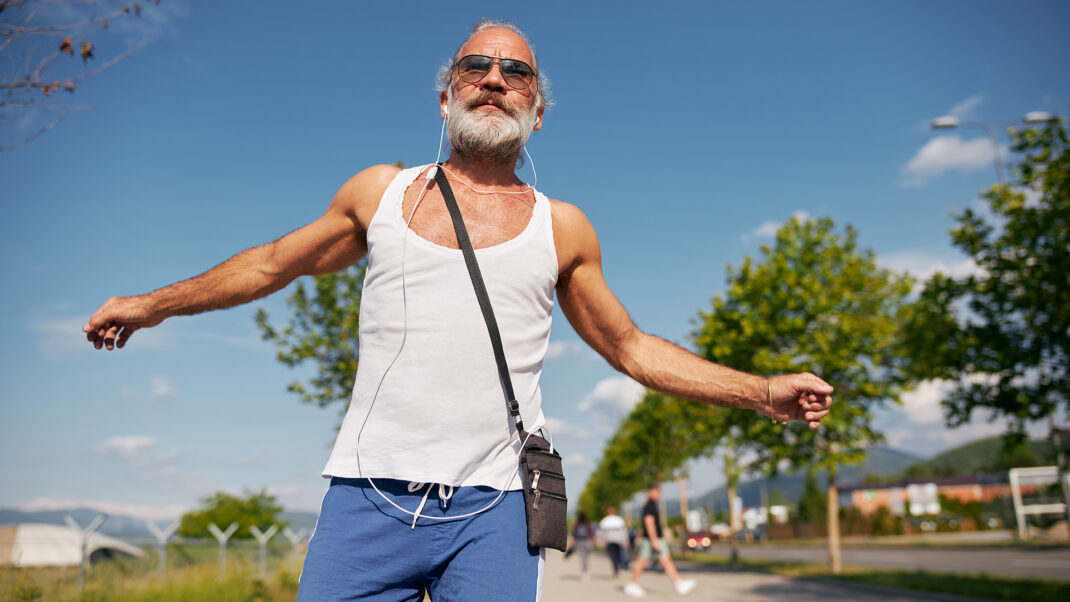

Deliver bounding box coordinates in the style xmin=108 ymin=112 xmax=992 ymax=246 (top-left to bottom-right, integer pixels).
xmin=322 ymin=165 xmax=558 ymax=490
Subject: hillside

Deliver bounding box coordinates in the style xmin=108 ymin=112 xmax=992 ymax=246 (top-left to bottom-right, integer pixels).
xmin=0 ymin=507 xmax=319 ymax=542
xmin=904 ymin=435 xmax=1055 ymax=477
xmin=668 ymin=435 xmax=1059 ymax=516
xmin=669 ymin=446 xmax=919 ymax=516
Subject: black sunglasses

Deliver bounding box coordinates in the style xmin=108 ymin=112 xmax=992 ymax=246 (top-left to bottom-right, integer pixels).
xmin=453 ymin=54 xmax=537 ymax=91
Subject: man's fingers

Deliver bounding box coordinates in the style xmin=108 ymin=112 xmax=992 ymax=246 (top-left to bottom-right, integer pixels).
xmin=103 ymin=324 xmax=121 ymax=350
xmin=799 ymin=373 xmax=834 ymax=395
xmin=805 ymin=408 xmax=830 ymax=422
xmin=116 ymin=326 xmax=136 ymax=348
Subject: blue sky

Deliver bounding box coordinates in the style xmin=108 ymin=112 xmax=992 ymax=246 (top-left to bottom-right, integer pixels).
xmin=2 ymin=1 xmax=1068 ymax=520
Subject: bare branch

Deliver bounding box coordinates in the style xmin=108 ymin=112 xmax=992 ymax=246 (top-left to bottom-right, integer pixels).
xmin=0 ymin=113 xmax=60 ymax=150
xmin=1 ymin=5 xmax=131 ymax=36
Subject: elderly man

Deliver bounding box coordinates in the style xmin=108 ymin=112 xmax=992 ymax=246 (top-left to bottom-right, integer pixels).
xmin=84 ymin=19 xmax=832 ymax=601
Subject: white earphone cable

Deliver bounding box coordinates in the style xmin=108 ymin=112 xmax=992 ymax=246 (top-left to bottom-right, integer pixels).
xmin=352 ymin=114 xmax=549 ymax=527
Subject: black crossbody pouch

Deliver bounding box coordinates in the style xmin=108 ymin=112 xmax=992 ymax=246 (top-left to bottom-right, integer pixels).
xmin=433 ymin=165 xmax=568 ymax=552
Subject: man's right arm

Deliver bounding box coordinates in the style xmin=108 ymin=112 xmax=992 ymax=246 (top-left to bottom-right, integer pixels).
xmin=643 ymin=514 xmax=660 ymax=550
xmin=84 ymin=164 xmax=400 ymax=350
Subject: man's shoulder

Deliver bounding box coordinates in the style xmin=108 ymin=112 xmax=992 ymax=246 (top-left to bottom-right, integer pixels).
xmin=331 ymin=164 xmax=405 ymax=222
xmin=338 ymin=164 xmax=404 ymax=201
xmin=548 ymin=198 xmax=588 ymax=230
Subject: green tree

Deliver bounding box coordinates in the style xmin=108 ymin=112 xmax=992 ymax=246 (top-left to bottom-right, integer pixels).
xmin=179 ymin=489 xmax=289 ymax=539
xmin=692 ymin=216 xmax=915 ymax=573
xmin=578 ymin=390 xmax=719 ymax=518
xmin=795 ymin=470 xmax=827 ymax=523
xmin=902 ymin=118 xmax=1069 ymax=441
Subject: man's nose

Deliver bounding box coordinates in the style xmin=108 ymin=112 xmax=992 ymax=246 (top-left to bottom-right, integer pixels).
xmin=480 ymin=62 xmax=507 ymax=91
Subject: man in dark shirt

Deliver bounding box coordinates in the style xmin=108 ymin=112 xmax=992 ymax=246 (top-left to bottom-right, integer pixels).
xmin=624 ymin=484 xmax=695 ymax=597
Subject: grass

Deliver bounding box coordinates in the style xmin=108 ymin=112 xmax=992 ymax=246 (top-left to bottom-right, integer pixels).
xmin=1 ymin=543 xmax=304 ymax=602
xmin=687 ymin=551 xmax=1070 ymax=602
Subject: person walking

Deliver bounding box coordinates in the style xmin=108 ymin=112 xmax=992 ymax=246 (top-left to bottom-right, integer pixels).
xmin=83 ymin=19 xmax=833 ymax=601
xmin=570 ymin=512 xmax=595 ymax=580
xmin=598 ymin=506 xmax=630 ymax=577
xmin=624 ymin=485 xmax=696 ymax=597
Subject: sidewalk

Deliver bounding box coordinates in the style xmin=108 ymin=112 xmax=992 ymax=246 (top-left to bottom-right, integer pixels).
xmin=540 ymin=550 xmax=996 ymax=601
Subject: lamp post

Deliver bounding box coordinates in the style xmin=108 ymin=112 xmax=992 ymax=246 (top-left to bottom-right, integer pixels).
xmin=930 ymin=111 xmax=1053 ymax=186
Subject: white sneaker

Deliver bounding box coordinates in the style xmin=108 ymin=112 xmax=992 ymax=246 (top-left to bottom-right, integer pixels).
xmin=623 ymin=582 xmax=646 ymax=597
xmin=675 ymin=578 xmax=697 ymax=596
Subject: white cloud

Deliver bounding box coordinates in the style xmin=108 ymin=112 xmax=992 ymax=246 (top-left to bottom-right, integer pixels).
xmin=563 ymin=453 xmax=588 ymax=468
xmin=900 ymin=136 xmax=1006 ymax=187
xmin=949 ymin=94 xmax=984 ymax=120
xmin=17 ymin=497 xmax=188 ymax=521
xmin=882 ymin=374 xmax=1049 ymax=454
xmin=744 ymin=210 xmax=813 ymax=241
xmin=545 ymin=340 xmax=595 ymax=361
xmin=878 ymin=248 xmax=981 ymax=282
xmin=543 ymin=417 xmax=592 ymax=440
xmin=90 ymin=435 xmax=186 ymax=467
xmin=92 ymin=435 xmax=157 ymax=461
xmin=149 ymin=376 xmax=177 ymax=400
xmin=898 ymin=379 xmax=955 ymax=425
xmin=577 ymin=376 xmax=645 ymax=421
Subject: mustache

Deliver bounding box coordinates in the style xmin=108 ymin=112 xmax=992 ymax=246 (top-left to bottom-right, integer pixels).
xmin=463 ymin=91 xmax=520 ymax=117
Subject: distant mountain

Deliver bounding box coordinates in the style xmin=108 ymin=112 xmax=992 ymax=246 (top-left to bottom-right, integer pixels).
xmin=0 ymin=507 xmax=161 ymax=540
xmin=0 ymin=507 xmax=320 ymax=542
xmin=904 ymin=435 xmax=1055 ymax=476
xmin=667 ymin=446 xmax=920 ymax=516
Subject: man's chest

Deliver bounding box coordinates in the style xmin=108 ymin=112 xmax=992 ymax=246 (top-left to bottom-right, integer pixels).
xmin=400 ymin=184 xmax=535 ymax=250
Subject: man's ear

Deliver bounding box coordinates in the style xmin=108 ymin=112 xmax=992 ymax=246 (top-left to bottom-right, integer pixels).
xmin=533 ymin=107 xmax=544 ymax=131
xmin=440 ymin=90 xmax=448 ymax=120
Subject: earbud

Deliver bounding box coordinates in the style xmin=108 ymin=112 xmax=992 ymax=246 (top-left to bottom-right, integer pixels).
xmin=443 ymin=105 xmax=449 ymax=118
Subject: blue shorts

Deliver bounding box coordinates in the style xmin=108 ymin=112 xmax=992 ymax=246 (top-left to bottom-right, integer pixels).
xmin=298 ymin=477 xmax=543 ymax=601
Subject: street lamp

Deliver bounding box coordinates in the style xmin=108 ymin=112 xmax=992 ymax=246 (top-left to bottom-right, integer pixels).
xmin=929 ymin=111 xmax=1055 ymax=186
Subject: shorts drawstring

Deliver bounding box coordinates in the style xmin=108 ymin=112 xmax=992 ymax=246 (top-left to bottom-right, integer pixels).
xmin=406 ymin=482 xmax=455 ymax=529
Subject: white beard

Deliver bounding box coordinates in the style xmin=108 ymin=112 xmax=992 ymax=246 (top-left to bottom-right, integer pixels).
xmin=446 ymin=90 xmax=538 ymax=163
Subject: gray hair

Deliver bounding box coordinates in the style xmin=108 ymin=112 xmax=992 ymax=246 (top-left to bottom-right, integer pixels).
xmin=435 ymin=19 xmax=553 ymax=113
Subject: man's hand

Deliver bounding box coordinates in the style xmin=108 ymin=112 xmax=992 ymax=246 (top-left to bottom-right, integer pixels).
xmin=83 ymin=296 xmax=164 ymax=350
xmin=765 ymin=373 xmax=833 ymax=430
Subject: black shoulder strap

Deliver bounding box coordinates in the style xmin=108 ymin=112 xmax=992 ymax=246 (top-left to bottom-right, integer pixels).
xmin=432 ymin=165 xmax=525 ymax=434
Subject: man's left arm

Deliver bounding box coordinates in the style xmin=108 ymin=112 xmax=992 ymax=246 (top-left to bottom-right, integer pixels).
xmin=551 ymin=201 xmax=832 ymax=429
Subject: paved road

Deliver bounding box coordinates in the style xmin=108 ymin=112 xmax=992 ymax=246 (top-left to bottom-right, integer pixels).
xmin=541 ymin=550 xmax=994 ymax=601
xmin=705 ymin=543 xmax=1070 ymax=582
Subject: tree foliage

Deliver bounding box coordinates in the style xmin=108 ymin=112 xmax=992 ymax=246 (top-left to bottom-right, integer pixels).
xmin=902 ymin=118 xmax=1070 ymax=440
xmin=578 ymin=390 xmax=721 ymax=518
xmin=692 ymin=216 xmax=914 ymax=476
xmin=254 ymin=261 xmax=367 ymax=422
xmin=179 ymin=489 xmax=288 ymax=539
xmin=579 ymin=217 xmax=915 ymax=525
xmin=795 ymin=471 xmax=827 ymax=522
xmin=1 ymin=0 xmax=164 ymax=150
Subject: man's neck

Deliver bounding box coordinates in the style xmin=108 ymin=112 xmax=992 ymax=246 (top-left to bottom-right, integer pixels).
xmin=442 ymin=152 xmax=525 ymax=190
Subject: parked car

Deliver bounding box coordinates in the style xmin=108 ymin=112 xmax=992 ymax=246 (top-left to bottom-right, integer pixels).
xmin=685 ymin=531 xmax=713 ymax=550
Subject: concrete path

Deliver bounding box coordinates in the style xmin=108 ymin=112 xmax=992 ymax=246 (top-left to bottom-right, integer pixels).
xmin=540 ymin=550 xmax=995 ymax=601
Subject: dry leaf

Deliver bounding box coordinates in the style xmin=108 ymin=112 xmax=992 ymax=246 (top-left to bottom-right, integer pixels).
xmin=59 ymin=37 xmax=73 ymax=56
xmin=80 ymin=42 xmax=93 ymax=62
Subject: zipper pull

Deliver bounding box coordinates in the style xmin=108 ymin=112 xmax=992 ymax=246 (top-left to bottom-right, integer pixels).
xmin=532 ymin=469 xmax=541 ymax=490
xmin=533 ymin=489 xmax=541 ymax=510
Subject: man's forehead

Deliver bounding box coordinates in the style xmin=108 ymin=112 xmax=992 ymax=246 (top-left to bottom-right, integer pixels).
xmin=457 ymin=28 xmax=535 ymax=66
